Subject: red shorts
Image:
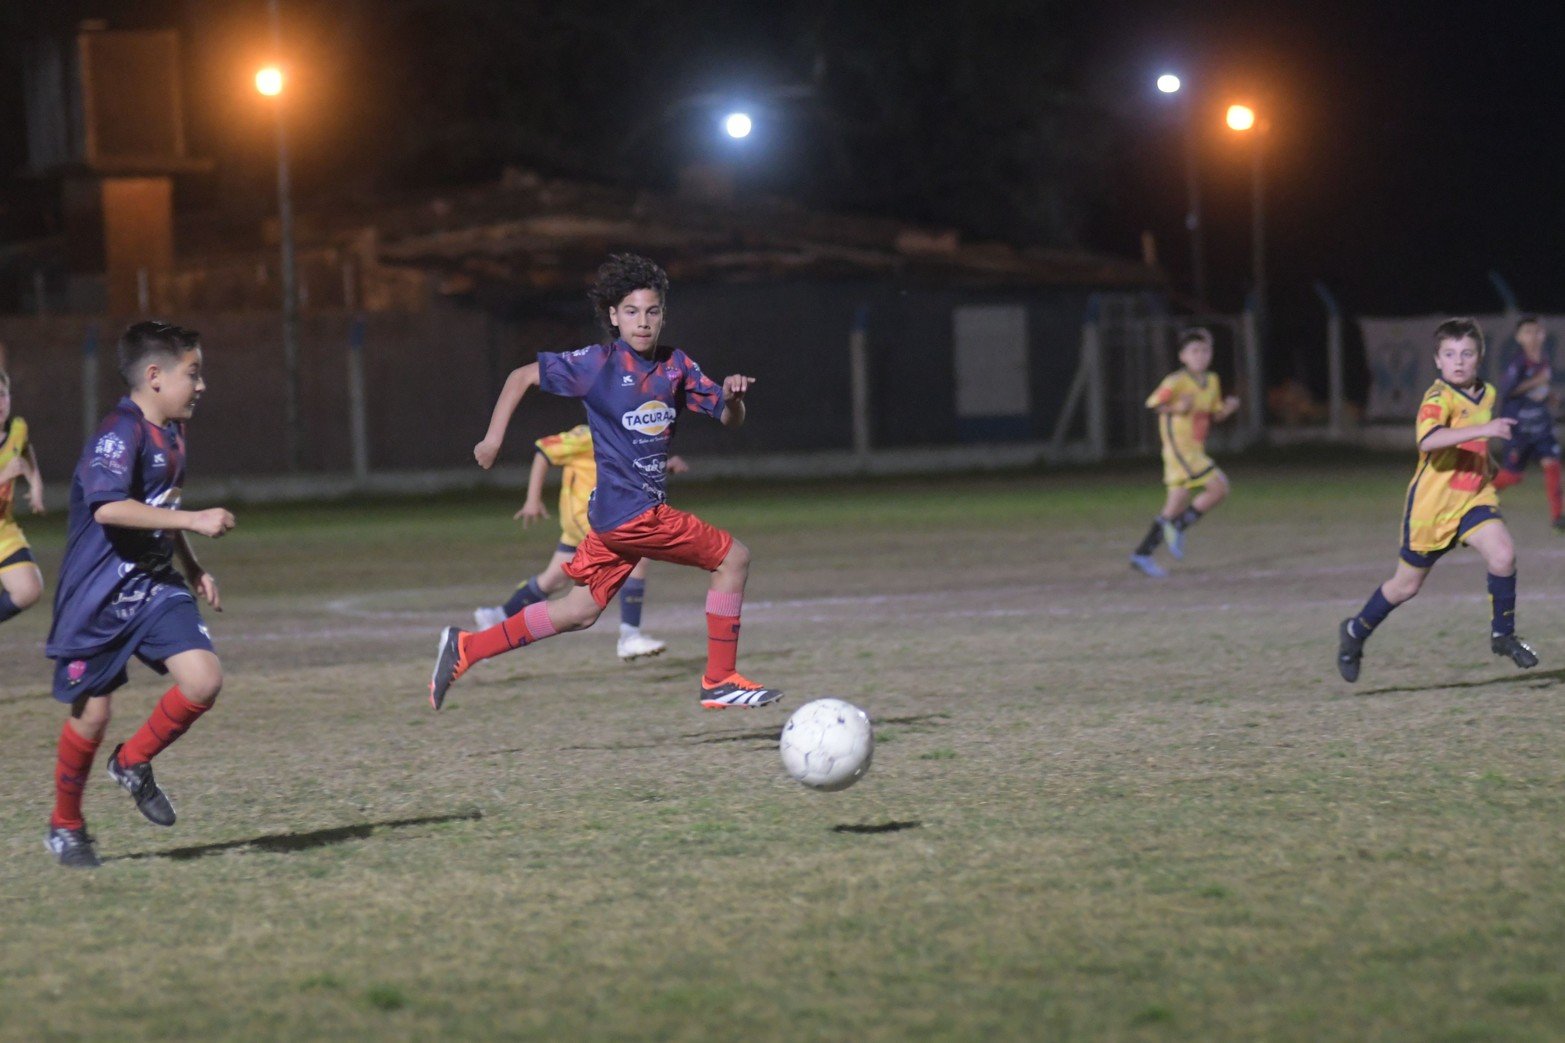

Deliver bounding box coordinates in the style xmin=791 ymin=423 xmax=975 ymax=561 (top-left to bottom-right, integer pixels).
xmin=563 ymin=504 xmax=734 ymax=607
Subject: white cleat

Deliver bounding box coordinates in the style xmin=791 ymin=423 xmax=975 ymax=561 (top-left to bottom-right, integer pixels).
xmin=473 ymin=606 xmax=506 ymax=630
xmin=617 ymin=626 xmax=667 ymax=661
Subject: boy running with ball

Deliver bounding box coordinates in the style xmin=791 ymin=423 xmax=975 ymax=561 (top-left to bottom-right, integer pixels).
xmin=1337 ymin=318 xmax=1538 ymax=682
xmin=429 ymin=254 xmax=780 ymax=711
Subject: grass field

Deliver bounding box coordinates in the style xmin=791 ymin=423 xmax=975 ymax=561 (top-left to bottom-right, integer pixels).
xmin=5 ymin=457 xmax=1565 ymax=1041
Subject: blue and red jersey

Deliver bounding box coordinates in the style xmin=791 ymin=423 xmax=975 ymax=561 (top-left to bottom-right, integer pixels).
xmin=1498 ymin=353 xmax=1555 ymax=438
xmin=46 ymin=397 xmax=194 ymax=660
xmin=537 ymin=339 xmax=724 ymax=531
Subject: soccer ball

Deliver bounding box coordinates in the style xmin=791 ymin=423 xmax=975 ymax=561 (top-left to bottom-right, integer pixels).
xmin=779 ymin=698 xmax=874 ymax=792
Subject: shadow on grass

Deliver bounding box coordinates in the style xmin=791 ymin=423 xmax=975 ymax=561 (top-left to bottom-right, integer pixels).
xmin=1353 ymin=667 xmax=1565 ymax=697
xmin=833 ymin=821 xmax=921 ymax=835
xmin=112 ymin=809 xmax=484 ymax=862
xmin=552 ymin=712 xmax=953 ymax=753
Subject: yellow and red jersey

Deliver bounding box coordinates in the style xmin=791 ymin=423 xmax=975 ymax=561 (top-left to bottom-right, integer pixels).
xmin=1403 ymin=379 xmax=1500 ymax=553
xmin=0 ymin=416 xmax=32 ymax=563
xmin=1147 ymin=370 xmax=1224 ymax=488
xmin=534 ymin=424 xmax=596 ymax=546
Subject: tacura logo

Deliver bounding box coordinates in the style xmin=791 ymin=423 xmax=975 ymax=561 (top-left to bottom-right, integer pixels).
xmin=622 ymin=400 xmax=677 ymax=436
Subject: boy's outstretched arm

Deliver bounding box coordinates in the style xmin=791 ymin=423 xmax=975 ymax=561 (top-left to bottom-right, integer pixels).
xmin=475 ymin=362 xmax=540 ymax=469
xmin=1419 ymin=417 xmax=1515 ymax=451
xmin=94 ymin=499 xmax=235 ymax=538
xmin=514 ymin=451 xmax=552 ymax=525
xmin=23 ymin=443 xmax=43 ymax=512
xmin=720 ymin=374 xmax=755 ymax=429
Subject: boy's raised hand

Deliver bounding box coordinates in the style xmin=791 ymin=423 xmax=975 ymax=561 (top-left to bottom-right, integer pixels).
xmin=187 ymin=507 xmax=236 ymax=539
xmin=474 ymin=438 xmax=501 ymax=470
xmin=722 ymin=375 xmax=756 ymax=402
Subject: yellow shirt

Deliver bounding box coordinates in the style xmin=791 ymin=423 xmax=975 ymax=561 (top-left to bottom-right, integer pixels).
xmin=1147 ymin=370 xmax=1223 ymax=486
xmin=1404 ymin=379 xmax=1499 ymax=552
xmin=0 ymin=416 xmax=29 ymax=526
xmin=535 ymin=424 xmax=596 ymax=544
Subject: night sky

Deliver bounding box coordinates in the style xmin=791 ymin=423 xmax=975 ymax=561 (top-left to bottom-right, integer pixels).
xmin=3 ymin=0 xmax=1563 ymax=392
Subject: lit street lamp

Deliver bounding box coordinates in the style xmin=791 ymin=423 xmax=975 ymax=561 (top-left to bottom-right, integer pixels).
xmin=1155 ymin=72 xmax=1206 ymax=307
xmin=257 ymin=5 xmax=302 ymax=471
xmin=723 ymin=112 xmax=753 ymax=139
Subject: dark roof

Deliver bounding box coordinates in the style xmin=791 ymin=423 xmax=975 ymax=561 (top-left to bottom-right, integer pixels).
xmin=349 ymin=169 xmax=1164 ymax=293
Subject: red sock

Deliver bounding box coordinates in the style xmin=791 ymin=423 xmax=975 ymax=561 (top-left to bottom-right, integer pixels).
xmin=1545 ymin=460 xmax=1563 ymax=521
xmin=1494 ymin=469 xmax=1523 ymax=491
xmin=119 ymin=686 xmax=209 ymax=767
xmin=704 ymin=590 xmax=743 ymax=684
xmin=465 ymin=601 xmax=558 ymax=664
xmin=51 ymin=723 xmax=101 ymax=831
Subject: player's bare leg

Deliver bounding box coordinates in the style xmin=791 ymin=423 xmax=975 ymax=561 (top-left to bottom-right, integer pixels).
xmin=1338 ymin=560 xmax=1429 ymax=682
xmin=108 ymin=648 xmax=221 ymax=827
xmin=0 ymin=561 xmax=42 ymax=624
xmin=1466 ymin=523 xmax=1538 ymax=668
xmin=700 ymin=539 xmax=781 ymax=709
xmin=617 ymin=558 xmax=667 ymax=661
xmin=47 ymin=694 xmax=112 ymax=868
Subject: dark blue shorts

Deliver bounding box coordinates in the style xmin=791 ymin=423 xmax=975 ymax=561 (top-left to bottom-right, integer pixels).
xmin=1500 ymin=429 xmax=1561 ymax=473
xmin=51 ymin=596 xmax=214 ymax=703
xmin=1400 ymin=504 xmax=1502 ymax=569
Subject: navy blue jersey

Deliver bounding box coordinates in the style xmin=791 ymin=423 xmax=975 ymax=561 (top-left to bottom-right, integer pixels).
xmin=1498 ymin=353 xmax=1555 ymax=436
xmin=537 ymin=340 xmax=724 ymax=531
xmin=46 ymin=397 xmax=193 ymax=660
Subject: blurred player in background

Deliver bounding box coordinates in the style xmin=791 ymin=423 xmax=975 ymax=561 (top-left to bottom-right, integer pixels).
xmin=472 ymin=422 xmax=684 ymax=661
xmin=430 ymin=253 xmax=780 ymax=712
xmin=0 ymin=367 xmax=46 ymax=628
xmin=1337 ymin=317 xmax=1538 ymax=683
xmin=1129 ymin=327 xmax=1240 ymax=577
xmin=1491 ymin=316 xmax=1564 ymax=529
xmin=43 ymin=322 xmax=236 ymax=868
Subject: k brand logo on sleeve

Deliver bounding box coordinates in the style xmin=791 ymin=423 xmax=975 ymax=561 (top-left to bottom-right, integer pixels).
xmin=622 ymin=401 xmax=678 ymax=436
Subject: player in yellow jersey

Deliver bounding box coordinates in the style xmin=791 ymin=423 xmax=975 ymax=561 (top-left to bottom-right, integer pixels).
xmin=1129 ymin=328 xmax=1240 ymax=577
xmin=1337 ymin=318 xmax=1538 ymax=682
xmin=0 ymin=367 xmax=46 ymax=627
xmin=472 ymin=424 xmax=686 ymax=660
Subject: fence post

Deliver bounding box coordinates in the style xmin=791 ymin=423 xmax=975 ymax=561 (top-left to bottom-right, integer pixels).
xmin=1313 ymin=281 xmax=1345 ymax=439
xmin=1084 ymin=304 xmax=1106 ymax=460
xmin=849 ymin=305 xmax=871 ymax=455
xmin=347 ymin=316 xmax=368 ymax=482
xmin=1241 ymin=302 xmax=1263 ymax=443
xmin=82 ymin=324 xmax=100 ymax=443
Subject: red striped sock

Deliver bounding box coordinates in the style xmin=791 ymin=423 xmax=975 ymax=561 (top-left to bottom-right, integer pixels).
xmin=119 ymin=686 xmax=209 ymax=767
xmin=51 ymin=723 xmax=101 ymax=831
xmin=465 ymin=601 xmax=558 ymax=664
xmin=1545 ymin=460 xmax=1563 ymax=521
xmin=704 ymin=590 xmax=743 ymax=685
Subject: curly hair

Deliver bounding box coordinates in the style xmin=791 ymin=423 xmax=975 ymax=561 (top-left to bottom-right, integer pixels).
xmin=588 ymin=254 xmax=669 ymax=334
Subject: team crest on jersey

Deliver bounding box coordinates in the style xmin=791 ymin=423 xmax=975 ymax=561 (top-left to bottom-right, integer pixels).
xmin=622 ymin=401 xmax=677 ymax=436
xmin=93 ymin=432 xmax=130 ymax=475
xmin=67 ymin=660 xmax=87 ymax=684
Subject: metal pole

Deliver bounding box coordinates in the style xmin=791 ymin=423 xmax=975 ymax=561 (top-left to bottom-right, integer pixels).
xmin=1084 ymin=299 xmax=1106 ymax=460
xmin=1314 ymin=281 xmax=1344 ymax=439
xmin=1250 ymin=126 xmax=1267 ymax=423
xmin=1183 ymin=100 xmax=1206 ymax=307
xmin=269 ymin=0 xmax=302 ymax=472
xmin=348 ymin=316 xmax=369 ymax=482
xmin=1241 ymin=304 xmax=1263 ymax=443
xmin=82 ymin=324 xmax=100 ymax=443
xmin=848 ymin=305 xmax=871 ymax=454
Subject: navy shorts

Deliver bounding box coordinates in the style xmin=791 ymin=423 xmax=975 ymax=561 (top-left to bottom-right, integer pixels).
xmin=51 ymin=596 xmax=214 ymax=703
xmin=1500 ymin=429 xmax=1562 ymax=473
xmin=1400 ymin=504 xmax=1502 ymax=569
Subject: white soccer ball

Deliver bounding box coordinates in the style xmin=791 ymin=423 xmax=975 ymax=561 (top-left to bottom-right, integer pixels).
xmin=779 ymin=698 xmax=874 ymax=792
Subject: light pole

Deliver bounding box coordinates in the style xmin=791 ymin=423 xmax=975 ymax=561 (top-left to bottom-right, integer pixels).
xmin=258 ymin=3 xmax=302 ymax=472
xmin=1226 ymin=103 xmax=1266 ymax=359
xmin=1156 ymin=73 xmax=1206 ymax=307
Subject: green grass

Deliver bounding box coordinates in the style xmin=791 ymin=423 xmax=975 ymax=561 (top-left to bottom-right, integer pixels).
xmin=4 ymin=457 xmax=1565 ymax=1039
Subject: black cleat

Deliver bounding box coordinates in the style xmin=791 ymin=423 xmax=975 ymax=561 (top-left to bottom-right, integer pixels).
xmin=46 ymin=825 xmax=101 ymax=868
xmin=429 ymin=626 xmax=470 ymax=711
xmin=106 ymin=744 xmax=176 ymax=827
xmin=1337 ymin=618 xmax=1366 ymax=683
xmin=1492 ymin=633 xmax=1539 ymax=669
